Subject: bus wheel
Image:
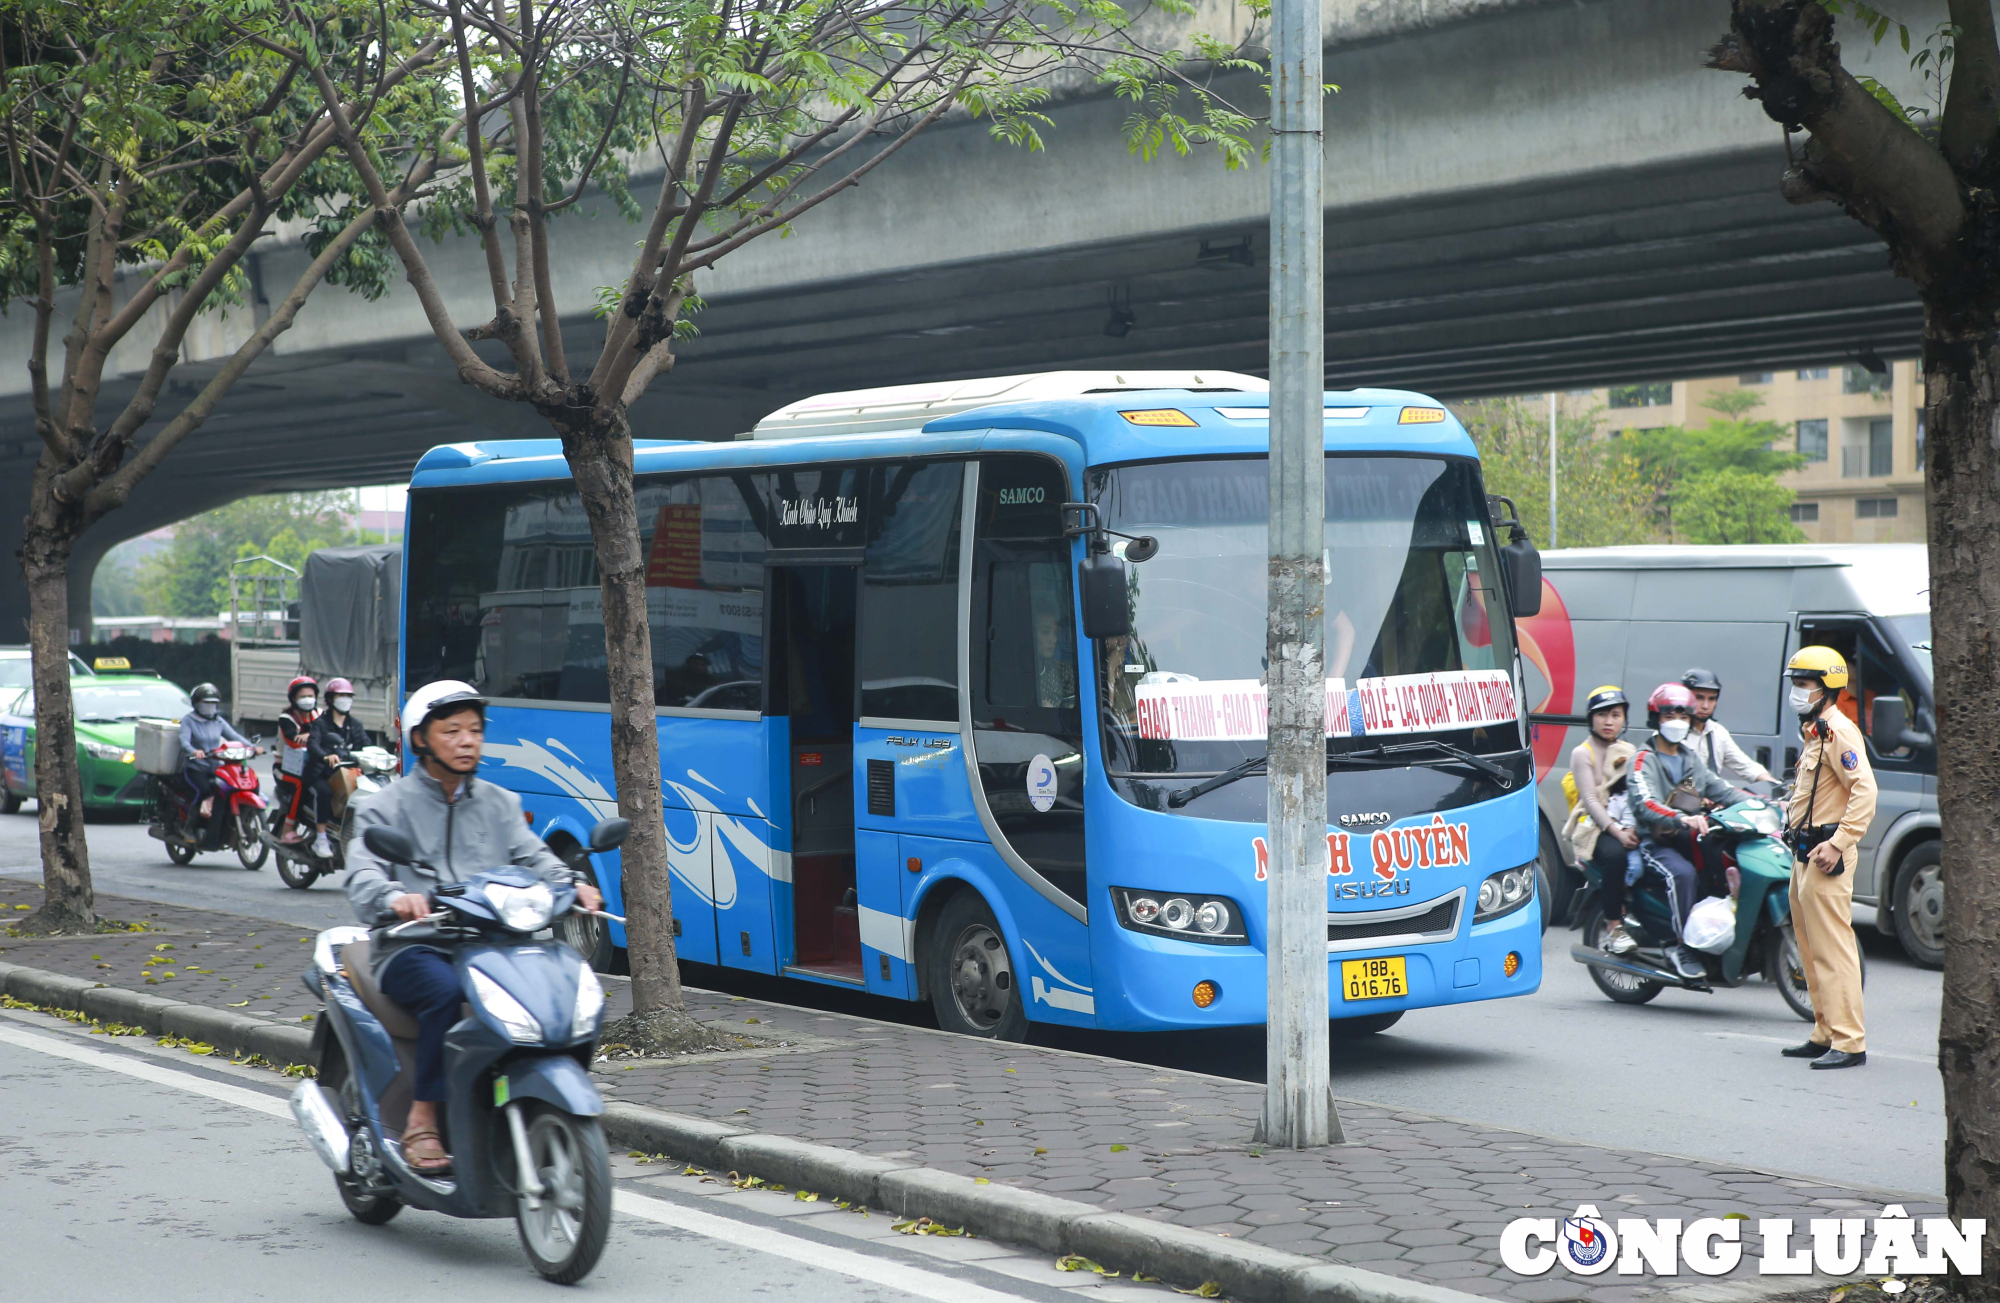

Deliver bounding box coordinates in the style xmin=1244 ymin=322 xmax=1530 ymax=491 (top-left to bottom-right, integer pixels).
xmin=1330 ymin=1011 xmax=1403 ymax=1038
xmin=1891 ymin=842 xmax=1943 ymax=970
xmin=926 ymin=893 xmax=1027 ymax=1041
xmin=552 ymin=841 xmax=621 ymax=973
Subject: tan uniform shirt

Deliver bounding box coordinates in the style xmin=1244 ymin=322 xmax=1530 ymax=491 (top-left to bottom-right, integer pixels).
xmin=1786 ymin=706 xmax=1878 ymax=869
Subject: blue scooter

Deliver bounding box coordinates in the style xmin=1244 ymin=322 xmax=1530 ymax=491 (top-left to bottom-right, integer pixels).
xmin=1569 ymin=798 xmax=1839 ymax=1020
xmin=289 ymin=818 xmax=628 ymax=1284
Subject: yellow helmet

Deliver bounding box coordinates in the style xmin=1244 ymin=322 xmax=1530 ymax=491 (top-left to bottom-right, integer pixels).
xmin=1785 ymin=645 xmax=1849 ymax=690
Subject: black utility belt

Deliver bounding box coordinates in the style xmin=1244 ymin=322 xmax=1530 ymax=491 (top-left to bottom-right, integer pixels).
xmin=1787 ymin=822 xmax=1842 ymax=868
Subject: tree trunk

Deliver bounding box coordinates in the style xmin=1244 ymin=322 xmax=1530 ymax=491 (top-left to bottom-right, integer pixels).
xmin=1927 ymin=313 xmax=2000 ymax=1291
xmin=559 ymin=417 xmax=683 ymax=1014
xmin=17 ymin=468 xmax=96 ymax=934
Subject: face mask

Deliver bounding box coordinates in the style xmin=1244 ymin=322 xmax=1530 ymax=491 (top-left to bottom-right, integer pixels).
xmin=196 ymin=702 xmax=219 ymax=719
xmin=1659 ymin=718 xmax=1690 ymax=744
xmin=332 ymin=695 xmax=354 ymax=713
xmin=1790 ymin=684 xmax=1818 ymax=715
xmin=295 ymin=696 xmax=316 ymax=712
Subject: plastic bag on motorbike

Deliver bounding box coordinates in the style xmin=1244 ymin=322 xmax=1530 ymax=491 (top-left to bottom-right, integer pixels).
xmin=1682 ymin=895 xmax=1737 ymax=954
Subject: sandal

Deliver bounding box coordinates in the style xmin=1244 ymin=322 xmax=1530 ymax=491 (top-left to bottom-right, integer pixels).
xmin=402 ymin=1127 xmax=453 ymax=1174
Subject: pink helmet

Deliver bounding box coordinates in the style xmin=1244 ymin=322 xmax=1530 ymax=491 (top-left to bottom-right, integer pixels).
xmin=324 ymin=678 xmax=355 ymax=696
xmin=1647 ymin=682 xmax=1695 ymax=714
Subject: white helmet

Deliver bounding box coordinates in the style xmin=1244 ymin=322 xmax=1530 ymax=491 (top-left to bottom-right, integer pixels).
xmin=401 ymin=679 xmax=487 ymax=756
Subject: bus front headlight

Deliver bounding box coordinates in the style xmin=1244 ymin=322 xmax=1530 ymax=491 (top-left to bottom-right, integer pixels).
xmin=1112 ymin=888 xmax=1247 ymax=945
xmin=1474 ymin=863 xmax=1538 ymax=922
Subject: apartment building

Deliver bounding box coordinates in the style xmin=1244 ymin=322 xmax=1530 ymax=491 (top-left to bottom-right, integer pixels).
xmin=1566 ymin=360 xmax=1924 ymax=543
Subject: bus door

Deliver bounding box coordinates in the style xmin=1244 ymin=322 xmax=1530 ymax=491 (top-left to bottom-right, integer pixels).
xmin=769 ymin=562 xmax=863 ymax=983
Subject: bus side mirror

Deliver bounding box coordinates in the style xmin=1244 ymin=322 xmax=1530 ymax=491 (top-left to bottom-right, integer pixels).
xmin=1501 ymin=537 xmax=1542 ymax=617
xmin=1079 ymin=553 xmax=1132 ymax=640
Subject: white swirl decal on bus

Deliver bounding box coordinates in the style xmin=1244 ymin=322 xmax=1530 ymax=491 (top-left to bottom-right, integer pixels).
xmin=1134 ymin=669 xmax=1517 ymax=742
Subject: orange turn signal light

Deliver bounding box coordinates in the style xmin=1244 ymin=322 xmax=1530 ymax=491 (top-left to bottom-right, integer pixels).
xmin=1120 ymin=408 xmax=1199 ymax=427
xmin=1398 ymin=406 xmax=1447 ymax=424
xmin=907 ymin=856 xmax=923 ymax=874
xmin=1503 ymin=951 xmax=1521 ymax=977
xmin=1192 ymin=980 xmax=1220 ymax=1009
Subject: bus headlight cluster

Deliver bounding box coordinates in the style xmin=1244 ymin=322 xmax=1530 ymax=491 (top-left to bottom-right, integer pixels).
xmin=1474 ymin=863 xmax=1538 ymax=922
xmin=1112 ymin=888 xmax=1248 ymax=946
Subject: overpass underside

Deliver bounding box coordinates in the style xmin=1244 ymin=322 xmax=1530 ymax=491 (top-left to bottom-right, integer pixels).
xmin=0 ymin=0 xmax=1930 ymax=637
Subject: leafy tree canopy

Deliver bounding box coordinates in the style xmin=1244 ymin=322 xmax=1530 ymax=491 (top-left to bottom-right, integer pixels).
xmin=1455 ymin=396 xmax=1657 ymax=548
xmin=137 ymin=493 xmax=353 ymax=617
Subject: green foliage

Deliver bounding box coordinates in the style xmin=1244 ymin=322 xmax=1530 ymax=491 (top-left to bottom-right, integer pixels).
xmin=1674 ymin=468 xmax=1809 ymax=545
xmin=137 ymin=494 xmax=353 ymax=617
xmin=1614 ymin=390 xmax=1805 ymax=542
xmin=1819 ymin=2 xmax=1960 ymax=122
xmin=1456 ymin=396 xmax=1657 ymax=548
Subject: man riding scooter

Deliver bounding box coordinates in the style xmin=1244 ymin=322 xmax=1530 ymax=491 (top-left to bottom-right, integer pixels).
xmin=1629 ymin=683 xmax=1752 ymax=979
xmin=344 ymin=680 xmax=603 ymax=1175
xmin=1682 ymin=667 xmax=1778 ymax=788
xmin=178 ymin=683 xmax=261 ymax=846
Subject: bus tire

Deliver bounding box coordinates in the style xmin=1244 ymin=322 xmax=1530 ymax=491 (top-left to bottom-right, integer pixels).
xmin=1330 ymin=1011 xmax=1403 ymax=1038
xmin=925 ymin=892 xmax=1028 ymax=1042
xmin=1890 ymin=841 xmax=1943 ymax=970
xmin=551 ymin=839 xmax=622 ymax=974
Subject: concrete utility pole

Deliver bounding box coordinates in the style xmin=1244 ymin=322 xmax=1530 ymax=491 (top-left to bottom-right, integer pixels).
xmin=1548 ymin=391 xmax=1558 ymax=549
xmin=1263 ymin=0 xmax=1338 ymax=1149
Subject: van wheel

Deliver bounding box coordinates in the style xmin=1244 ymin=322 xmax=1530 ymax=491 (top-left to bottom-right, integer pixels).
xmin=1536 ymin=821 xmax=1563 ymax=931
xmin=1891 ymin=843 xmax=1944 ymax=970
xmin=926 ymin=892 xmax=1028 ymax=1041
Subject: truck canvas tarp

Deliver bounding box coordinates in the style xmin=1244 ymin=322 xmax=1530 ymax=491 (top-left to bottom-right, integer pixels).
xmin=300 ymin=546 xmax=401 ymax=683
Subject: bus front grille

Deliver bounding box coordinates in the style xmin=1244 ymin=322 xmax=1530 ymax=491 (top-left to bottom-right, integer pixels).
xmin=1325 ymin=891 xmax=1462 ymax=951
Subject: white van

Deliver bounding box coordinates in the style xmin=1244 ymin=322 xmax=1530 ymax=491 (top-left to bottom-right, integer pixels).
xmin=1524 ymin=545 xmax=1937 ymax=966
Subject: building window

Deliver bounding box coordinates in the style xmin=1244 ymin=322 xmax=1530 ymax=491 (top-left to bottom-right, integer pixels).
xmin=1608 ymin=382 xmax=1672 ymax=408
xmin=1844 ymin=365 xmax=1890 ymax=396
xmin=1857 ymin=497 xmax=1899 ymax=519
xmin=1797 ymin=366 xmax=1831 ymax=381
xmin=1797 ymin=419 xmax=1829 ymax=462
xmin=1790 ymin=502 xmax=1820 ymax=523
xmin=1868 ymin=418 xmax=1894 ymax=476
xmin=1739 ymin=372 xmax=1775 ymax=385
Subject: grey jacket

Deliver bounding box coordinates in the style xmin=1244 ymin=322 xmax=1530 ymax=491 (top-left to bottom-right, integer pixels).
xmin=1630 ymin=736 xmax=1744 ymax=840
xmin=179 ymin=711 xmax=249 ymax=754
xmin=345 ymin=766 xmax=573 ymax=930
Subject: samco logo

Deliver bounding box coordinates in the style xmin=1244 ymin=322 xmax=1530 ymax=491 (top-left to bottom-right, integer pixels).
xmin=1252 ymin=816 xmax=1471 ymax=883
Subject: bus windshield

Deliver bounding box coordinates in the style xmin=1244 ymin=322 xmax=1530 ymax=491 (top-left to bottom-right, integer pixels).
xmin=1090 ymin=455 xmax=1521 ymax=803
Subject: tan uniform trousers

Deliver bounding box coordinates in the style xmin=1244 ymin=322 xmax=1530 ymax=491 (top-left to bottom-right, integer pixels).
xmin=1789 ymin=845 xmax=1864 ymax=1053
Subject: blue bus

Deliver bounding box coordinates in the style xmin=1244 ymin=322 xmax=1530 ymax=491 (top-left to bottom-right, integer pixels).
xmin=399 ymin=372 xmax=1544 ymax=1039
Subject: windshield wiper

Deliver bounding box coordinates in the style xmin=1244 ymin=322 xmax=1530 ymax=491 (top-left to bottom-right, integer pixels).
xmin=1165 ymin=749 xmax=1399 ymax=808
xmin=1343 ymin=740 xmax=1514 ymax=784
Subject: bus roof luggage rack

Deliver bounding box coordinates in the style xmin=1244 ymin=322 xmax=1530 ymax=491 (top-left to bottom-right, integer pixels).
xmin=749 ymin=370 xmax=1269 ymax=440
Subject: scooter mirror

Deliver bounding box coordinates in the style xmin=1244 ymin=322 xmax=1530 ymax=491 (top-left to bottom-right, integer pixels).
xmin=589 ymin=817 xmax=632 ymax=853
xmin=362 ymin=825 xmax=418 ymax=865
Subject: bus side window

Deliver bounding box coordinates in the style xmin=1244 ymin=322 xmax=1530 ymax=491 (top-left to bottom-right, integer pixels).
xmin=987 ymin=561 xmax=1076 ymax=712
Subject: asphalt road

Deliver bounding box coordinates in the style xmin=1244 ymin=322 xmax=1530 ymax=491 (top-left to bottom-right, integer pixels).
xmin=0 ymin=1009 xmax=1131 ymax=1303
xmin=3 ymin=804 xmax=1946 ymax=1196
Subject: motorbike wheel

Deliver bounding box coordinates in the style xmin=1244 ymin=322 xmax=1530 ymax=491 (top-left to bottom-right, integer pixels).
xmin=514 ymin=1102 xmax=612 ymax=1284
xmin=1581 ymin=907 xmax=1662 ymax=1005
xmin=234 ymin=809 xmax=268 ymax=870
xmin=320 ymin=1047 xmax=402 ymax=1225
xmin=1769 ymin=924 xmax=1815 ymax=1022
xmin=166 ymin=839 xmax=197 ymax=866
xmin=275 ymin=852 xmax=318 ymax=890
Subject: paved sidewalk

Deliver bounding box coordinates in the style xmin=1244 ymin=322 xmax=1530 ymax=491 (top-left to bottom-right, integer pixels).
xmin=1 ymin=878 xmax=1938 ymax=1303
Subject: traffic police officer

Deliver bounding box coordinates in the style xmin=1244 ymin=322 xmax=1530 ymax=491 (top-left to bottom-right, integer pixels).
xmin=1780 ymin=646 xmax=1877 ymax=1069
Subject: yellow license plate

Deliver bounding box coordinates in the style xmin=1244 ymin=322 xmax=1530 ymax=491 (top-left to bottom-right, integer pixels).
xmin=1340 ymin=956 xmax=1407 ymax=1001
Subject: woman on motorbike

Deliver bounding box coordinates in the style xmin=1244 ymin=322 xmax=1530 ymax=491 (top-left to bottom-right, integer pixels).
xmin=1630 ymin=683 xmax=1750 ymax=979
xmin=305 ymin=678 xmax=371 ymax=860
xmin=1567 ymin=686 xmax=1640 ymax=953
xmin=275 ymin=677 xmax=319 ymax=843
xmin=178 ymin=684 xmax=260 ymax=845
xmin=345 ymin=680 xmax=602 ymax=1175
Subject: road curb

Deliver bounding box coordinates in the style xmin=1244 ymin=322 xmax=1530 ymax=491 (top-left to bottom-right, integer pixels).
xmin=0 ymin=958 xmax=316 ymax=1065
xmin=0 ymin=956 xmax=1498 ymax=1302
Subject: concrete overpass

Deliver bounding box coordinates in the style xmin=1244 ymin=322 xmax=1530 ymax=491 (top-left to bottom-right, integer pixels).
xmin=0 ymin=0 xmax=1939 ymax=636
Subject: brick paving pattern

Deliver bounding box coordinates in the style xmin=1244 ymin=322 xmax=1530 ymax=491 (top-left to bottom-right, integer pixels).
xmin=2 ymin=878 xmax=1938 ymax=1301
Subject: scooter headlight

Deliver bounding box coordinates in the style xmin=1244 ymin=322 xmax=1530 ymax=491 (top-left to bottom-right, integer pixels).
xmin=1741 ymin=802 xmax=1784 ymax=836
xmin=484 ymin=881 xmax=556 ymax=933
xmin=469 ymin=967 xmax=544 ymax=1043
xmin=570 ymin=965 xmax=605 ymax=1041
